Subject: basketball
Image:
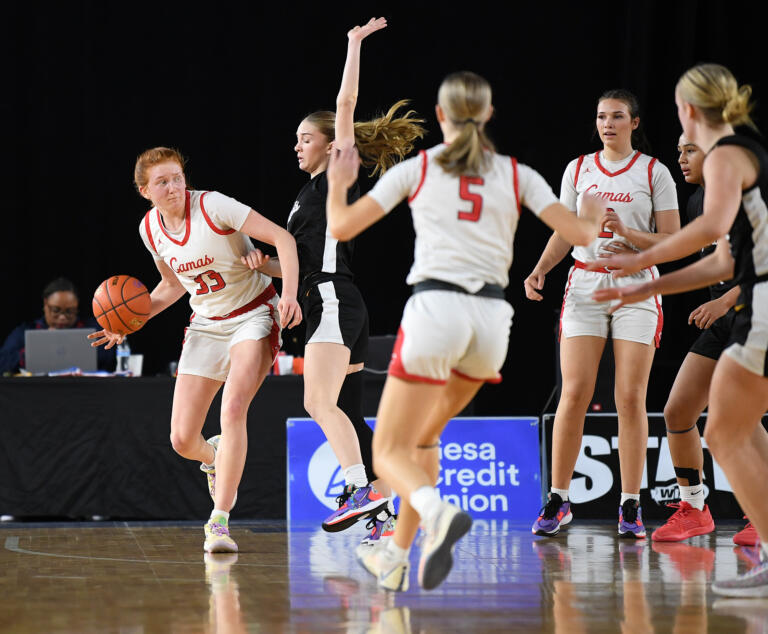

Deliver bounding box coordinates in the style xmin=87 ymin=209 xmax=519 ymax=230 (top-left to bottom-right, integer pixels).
xmin=92 ymin=275 xmax=152 ymax=335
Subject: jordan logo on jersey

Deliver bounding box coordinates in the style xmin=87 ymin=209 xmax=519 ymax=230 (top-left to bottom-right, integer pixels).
xmin=288 ymin=200 xmax=300 ymax=224
xmin=585 ymin=184 xmax=634 ymax=203
xmin=170 ymin=254 xmax=215 ymax=273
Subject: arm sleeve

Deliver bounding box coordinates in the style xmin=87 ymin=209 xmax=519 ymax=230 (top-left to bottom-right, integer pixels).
xmin=559 ymin=159 xmax=579 ymax=211
xmin=651 ymin=162 xmax=679 ymax=211
xmin=201 ymin=191 xmax=253 ymax=231
xmin=517 ymin=163 xmax=559 ymax=217
xmin=138 ymin=219 xmax=163 ymax=262
xmin=367 ymin=155 xmax=423 ymax=214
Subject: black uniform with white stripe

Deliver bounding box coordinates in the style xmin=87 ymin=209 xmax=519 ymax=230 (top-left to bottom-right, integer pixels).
xmin=287 ymin=172 xmax=368 ymax=363
xmin=715 ymin=135 xmax=768 ymax=376
xmin=687 ymin=186 xmax=738 ymax=360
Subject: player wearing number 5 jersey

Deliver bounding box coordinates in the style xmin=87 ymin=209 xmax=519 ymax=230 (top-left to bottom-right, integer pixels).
xmin=327 ymin=71 xmax=605 ymax=591
xmin=91 ymin=147 xmax=301 ymax=554
xmin=525 ymin=90 xmax=680 ymax=540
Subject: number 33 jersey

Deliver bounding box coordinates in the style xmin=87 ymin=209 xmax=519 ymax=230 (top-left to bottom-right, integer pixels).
xmin=139 ymin=190 xmax=272 ymax=318
xmin=367 ymin=144 xmax=560 ymax=292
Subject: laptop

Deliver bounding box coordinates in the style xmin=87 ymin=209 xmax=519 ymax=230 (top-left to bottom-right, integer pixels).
xmin=24 ymin=328 xmax=97 ymax=373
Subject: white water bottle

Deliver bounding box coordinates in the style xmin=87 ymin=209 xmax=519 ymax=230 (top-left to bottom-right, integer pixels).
xmin=116 ymin=337 xmax=131 ymax=373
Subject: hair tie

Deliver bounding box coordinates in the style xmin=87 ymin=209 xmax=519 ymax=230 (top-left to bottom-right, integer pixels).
xmin=463 ymin=118 xmax=478 ymax=125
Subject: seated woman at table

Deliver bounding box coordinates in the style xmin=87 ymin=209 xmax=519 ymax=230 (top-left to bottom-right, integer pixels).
xmin=0 ymin=277 xmax=116 ymax=375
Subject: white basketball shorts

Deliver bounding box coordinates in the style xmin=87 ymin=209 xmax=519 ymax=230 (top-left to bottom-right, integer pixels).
xmin=388 ymin=290 xmax=513 ymax=384
xmin=560 ymin=263 xmax=662 ymax=347
xmin=178 ymin=294 xmax=281 ymax=382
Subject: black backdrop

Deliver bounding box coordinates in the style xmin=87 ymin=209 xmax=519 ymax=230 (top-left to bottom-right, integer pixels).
xmin=0 ymin=2 xmax=764 ymax=415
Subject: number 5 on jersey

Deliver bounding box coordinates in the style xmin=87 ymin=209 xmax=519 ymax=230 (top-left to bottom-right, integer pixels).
xmin=458 ymin=176 xmax=484 ymax=222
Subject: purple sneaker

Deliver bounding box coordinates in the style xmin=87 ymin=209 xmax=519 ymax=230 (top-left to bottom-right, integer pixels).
xmin=532 ymin=493 xmax=572 ymax=536
xmin=618 ymin=499 xmax=646 ymax=539
xmin=322 ymin=484 xmax=388 ymax=533
xmin=713 ymin=549 xmax=768 ymax=597
xmin=361 ymin=512 xmax=396 ymax=545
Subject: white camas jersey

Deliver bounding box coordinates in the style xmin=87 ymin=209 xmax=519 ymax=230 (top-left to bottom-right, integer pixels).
xmin=561 ymin=151 xmax=678 ymax=263
xmin=139 ymin=190 xmax=272 ymax=318
xmin=368 ymin=144 xmax=559 ymax=292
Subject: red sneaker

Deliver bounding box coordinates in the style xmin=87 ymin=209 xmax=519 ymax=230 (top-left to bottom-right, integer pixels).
xmin=652 ymin=541 xmax=715 ymax=580
xmin=651 ymin=502 xmax=715 ymax=542
xmin=734 ymin=517 xmax=759 ymax=547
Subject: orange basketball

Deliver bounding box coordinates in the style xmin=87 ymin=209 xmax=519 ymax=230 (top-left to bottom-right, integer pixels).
xmin=92 ymin=275 xmax=151 ymax=336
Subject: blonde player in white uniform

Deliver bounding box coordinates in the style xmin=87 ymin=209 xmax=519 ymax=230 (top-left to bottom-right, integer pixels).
xmin=89 ymin=147 xmax=301 ymax=553
xmin=326 ymin=71 xmax=605 ymax=592
xmin=525 ymin=90 xmax=680 ymax=539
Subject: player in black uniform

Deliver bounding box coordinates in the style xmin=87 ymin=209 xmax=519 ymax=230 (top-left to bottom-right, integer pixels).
xmin=650 ymin=136 xmax=736 ymax=541
xmin=243 ymin=18 xmax=424 ymax=541
xmin=590 ymin=63 xmax=768 ymax=596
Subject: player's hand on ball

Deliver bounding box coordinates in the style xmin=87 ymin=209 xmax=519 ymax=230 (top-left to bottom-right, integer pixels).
xmin=241 ymin=249 xmax=270 ymax=270
xmin=88 ymin=329 xmax=124 ymax=350
xmin=278 ymin=297 xmax=302 ymax=329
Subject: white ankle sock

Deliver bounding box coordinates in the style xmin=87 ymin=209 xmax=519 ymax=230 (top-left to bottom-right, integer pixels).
xmin=210 ymin=509 xmax=229 ymax=522
xmin=410 ymin=486 xmax=442 ymax=523
xmin=620 ymin=492 xmax=640 ymax=506
xmin=679 ymin=485 xmax=705 ymax=511
xmin=386 ymin=539 xmax=409 ymax=561
xmin=343 ymin=464 xmax=368 ymax=489
xmin=551 ymin=487 xmax=569 ymax=502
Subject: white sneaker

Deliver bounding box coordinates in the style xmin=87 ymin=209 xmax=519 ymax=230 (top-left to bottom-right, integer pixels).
xmin=357 ymin=541 xmax=410 ymax=592
xmin=417 ymin=501 xmax=472 ymax=590
xmin=203 ymin=516 xmax=238 ymax=553
xmin=200 ymin=435 xmax=237 ymax=511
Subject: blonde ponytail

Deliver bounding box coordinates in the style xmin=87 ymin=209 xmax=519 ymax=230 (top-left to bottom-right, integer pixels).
xmin=677 ymin=64 xmax=757 ymax=130
xmin=434 ymin=71 xmax=495 ymax=176
xmin=305 ymin=100 xmax=425 ymax=177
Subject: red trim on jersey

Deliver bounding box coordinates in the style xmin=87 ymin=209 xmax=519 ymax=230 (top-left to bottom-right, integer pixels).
xmin=511 ymin=157 xmax=521 ymax=215
xmin=574 ymin=259 xmax=611 ymax=274
xmin=387 ymin=326 xmax=447 ymax=385
xmin=649 ymin=266 xmax=663 ymax=348
xmin=452 ymin=368 xmax=503 ymax=384
xmin=574 ymin=155 xmax=585 ymax=187
xmin=200 ymin=191 xmax=236 ymax=235
xmin=558 ymin=266 xmax=577 ymax=341
xmin=157 ymin=190 xmax=192 ymax=246
xmin=647 ymin=157 xmax=657 ymax=195
xmin=594 ymin=151 xmax=641 ymax=177
xmin=143 ymin=211 xmax=158 ymax=255
xmin=207 ymin=284 xmax=277 ymax=321
xmin=408 ymin=150 xmax=428 ymax=204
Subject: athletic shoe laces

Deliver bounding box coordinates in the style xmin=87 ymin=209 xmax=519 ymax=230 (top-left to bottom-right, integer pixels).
xmin=210 ymin=522 xmax=230 ymax=537
xmin=335 ymin=484 xmax=355 ymax=508
xmin=540 ymin=493 xmax=564 ymax=519
xmin=662 ymin=502 xmax=694 ymax=526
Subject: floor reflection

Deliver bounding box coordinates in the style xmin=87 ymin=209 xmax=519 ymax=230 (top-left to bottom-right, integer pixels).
xmin=0 ymin=519 xmax=765 ymax=632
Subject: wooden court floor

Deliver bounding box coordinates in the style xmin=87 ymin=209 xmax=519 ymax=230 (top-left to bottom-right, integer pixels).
xmin=0 ymin=519 xmax=764 ymax=633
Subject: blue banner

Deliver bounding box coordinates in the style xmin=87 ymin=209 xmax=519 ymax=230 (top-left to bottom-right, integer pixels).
xmin=287 ymin=416 xmax=541 ymax=523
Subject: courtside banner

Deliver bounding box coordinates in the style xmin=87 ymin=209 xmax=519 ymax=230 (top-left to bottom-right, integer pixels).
xmin=541 ymin=413 xmax=758 ymax=519
xmin=287 ymin=417 xmax=541 ymax=522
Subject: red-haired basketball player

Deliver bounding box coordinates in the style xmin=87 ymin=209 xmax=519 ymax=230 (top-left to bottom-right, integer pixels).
xmin=90 ymin=148 xmax=301 ymax=553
